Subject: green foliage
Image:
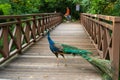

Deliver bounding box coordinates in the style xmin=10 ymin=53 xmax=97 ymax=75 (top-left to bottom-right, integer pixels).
xmin=79 ymin=0 xmax=120 ymax=16
xmin=111 ymin=0 xmax=120 ymax=16
xmin=9 ymin=0 xmax=41 ymax=14
xmin=0 ymin=0 xmax=81 ymax=19
xmin=0 ymin=3 xmax=11 ymax=15
xmin=0 ymin=0 xmax=9 ymax=4
xmin=0 ymin=54 xmax=3 ymax=58
xmin=0 ymin=0 xmax=119 ymax=18
xmin=84 ymin=0 xmax=109 ymax=14
xmin=0 ymin=37 xmax=3 ymax=58
xmin=81 ymin=0 xmax=90 ymax=12
xmin=0 ymin=38 xmax=3 ymax=48
xmin=0 ymin=9 xmax=4 ymax=15
xmin=45 ymin=0 xmax=57 ymax=2
xmin=72 ymin=0 xmax=82 ymax=4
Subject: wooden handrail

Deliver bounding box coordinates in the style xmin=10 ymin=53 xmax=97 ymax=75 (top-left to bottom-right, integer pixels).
xmin=81 ymin=13 xmax=120 ymax=80
xmin=0 ymin=13 xmax=62 ymax=63
xmin=0 ymin=13 xmax=60 ymax=19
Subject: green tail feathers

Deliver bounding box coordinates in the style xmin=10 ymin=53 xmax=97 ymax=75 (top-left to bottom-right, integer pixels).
xmin=90 ymin=58 xmax=112 ymax=75
xmin=102 ymin=74 xmax=112 ymax=80
xmin=85 ymin=57 xmax=112 ymax=80
xmin=61 ymin=44 xmax=112 ymax=80
xmin=62 ymin=44 xmax=92 ymax=55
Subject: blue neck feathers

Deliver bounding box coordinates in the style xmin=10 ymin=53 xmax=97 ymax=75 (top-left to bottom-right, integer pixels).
xmin=47 ymin=32 xmax=54 ymax=45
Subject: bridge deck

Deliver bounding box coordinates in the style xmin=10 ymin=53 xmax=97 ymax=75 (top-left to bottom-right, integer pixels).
xmin=0 ymin=22 xmax=102 ymax=80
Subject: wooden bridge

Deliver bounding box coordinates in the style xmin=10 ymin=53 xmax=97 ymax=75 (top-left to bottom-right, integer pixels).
xmin=0 ymin=13 xmax=120 ymax=80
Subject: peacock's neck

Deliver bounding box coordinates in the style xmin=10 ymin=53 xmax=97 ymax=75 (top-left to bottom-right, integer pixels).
xmin=47 ymin=36 xmax=54 ymax=45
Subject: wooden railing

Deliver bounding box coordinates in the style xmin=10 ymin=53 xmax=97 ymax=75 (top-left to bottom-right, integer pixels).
xmin=81 ymin=13 xmax=120 ymax=80
xmin=0 ymin=13 xmax=62 ymax=64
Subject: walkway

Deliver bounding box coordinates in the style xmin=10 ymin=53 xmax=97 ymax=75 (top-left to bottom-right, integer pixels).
xmin=0 ymin=22 xmax=102 ymax=80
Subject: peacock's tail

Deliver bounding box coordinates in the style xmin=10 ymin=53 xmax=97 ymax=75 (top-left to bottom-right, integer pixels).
xmin=90 ymin=57 xmax=112 ymax=76
xmin=62 ymin=44 xmax=92 ymax=56
xmin=81 ymin=55 xmax=112 ymax=80
xmin=62 ymin=43 xmax=113 ymax=80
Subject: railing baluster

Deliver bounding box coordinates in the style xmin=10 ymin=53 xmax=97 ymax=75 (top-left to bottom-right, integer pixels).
xmin=36 ymin=17 xmax=41 ymax=36
xmin=3 ymin=26 xmax=9 ymax=58
xmin=32 ymin=16 xmax=37 ymax=42
xmin=41 ymin=15 xmax=45 ymax=35
xmin=16 ymin=18 xmax=22 ymax=53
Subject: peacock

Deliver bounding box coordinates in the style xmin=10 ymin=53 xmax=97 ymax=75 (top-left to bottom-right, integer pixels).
xmin=47 ymin=31 xmax=112 ymax=80
xmin=47 ymin=31 xmax=92 ymax=66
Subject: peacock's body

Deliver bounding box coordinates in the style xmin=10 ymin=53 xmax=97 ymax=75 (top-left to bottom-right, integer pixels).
xmin=47 ymin=32 xmax=112 ymax=80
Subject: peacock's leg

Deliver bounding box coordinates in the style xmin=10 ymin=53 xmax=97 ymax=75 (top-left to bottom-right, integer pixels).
xmin=64 ymin=57 xmax=67 ymax=66
xmin=54 ymin=53 xmax=59 ymax=66
xmin=60 ymin=54 xmax=67 ymax=66
xmin=57 ymin=58 xmax=59 ymax=66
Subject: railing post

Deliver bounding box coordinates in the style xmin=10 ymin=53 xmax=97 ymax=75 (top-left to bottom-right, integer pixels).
xmin=3 ymin=26 xmax=9 ymax=58
xmin=51 ymin=14 xmax=54 ymax=27
xmin=36 ymin=17 xmax=41 ymax=36
xmin=25 ymin=21 xmax=31 ymax=43
xmin=47 ymin=14 xmax=51 ymax=29
xmin=32 ymin=16 xmax=37 ymax=42
xmin=44 ymin=15 xmax=47 ymax=31
xmin=112 ymin=19 xmax=120 ymax=80
xmin=16 ymin=18 xmax=22 ymax=53
xmin=41 ymin=15 xmax=45 ymax=35
xmin=80 ymin=14 xmax=83 ymax=24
